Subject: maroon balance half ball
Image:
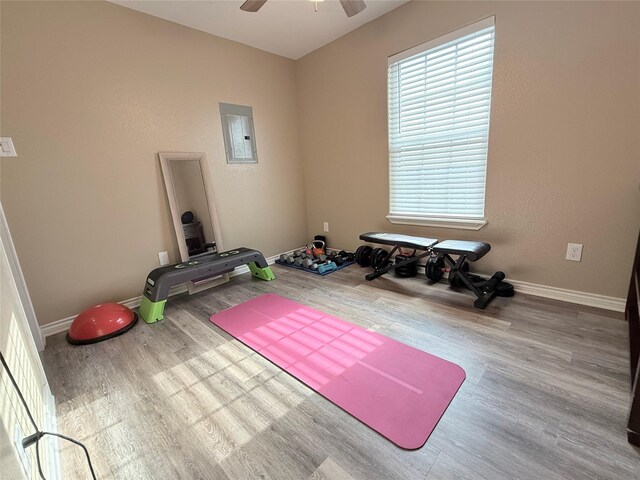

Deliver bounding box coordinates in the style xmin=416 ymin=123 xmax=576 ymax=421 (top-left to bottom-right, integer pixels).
xmin=66 ymin=303 xmax=138 ymax=345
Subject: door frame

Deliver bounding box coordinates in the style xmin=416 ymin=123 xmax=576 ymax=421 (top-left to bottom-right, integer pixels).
xmin=0 ymin=200 xmax=44 ymax=350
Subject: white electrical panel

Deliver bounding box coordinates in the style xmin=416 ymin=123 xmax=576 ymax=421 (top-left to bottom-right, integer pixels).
xmin=0 ymin=137 xmax=17 ymax=157
xmin=219 ymin=103 xmax=258 ymax=164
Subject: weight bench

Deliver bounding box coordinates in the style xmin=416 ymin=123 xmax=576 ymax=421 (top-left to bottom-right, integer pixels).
xmin=359 ymin=232 xmax=438 ymax=281
xmin=358 ymin=232 xmax=506 ymax=309
xmin=139 ymin=247 xmax=275 ymax=323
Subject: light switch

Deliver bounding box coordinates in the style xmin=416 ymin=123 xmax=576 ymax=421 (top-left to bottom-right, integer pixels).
xmin=0 ymin=137 xmax=17 ymax=157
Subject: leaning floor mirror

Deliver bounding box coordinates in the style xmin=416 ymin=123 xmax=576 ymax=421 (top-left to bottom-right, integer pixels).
xmin=159 ymin=151 xmax=229 ymax=294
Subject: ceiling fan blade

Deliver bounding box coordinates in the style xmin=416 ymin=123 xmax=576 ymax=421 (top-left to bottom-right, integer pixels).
xmin=340 ymin=0 xmax=366 ymax=17
xmin=240 ymin=0 xmax=268 ymax=13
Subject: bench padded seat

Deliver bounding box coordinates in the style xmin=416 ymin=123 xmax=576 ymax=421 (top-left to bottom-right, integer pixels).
xmin=432 ymin=240 xmax=491 ymax=262
xmin=359 ymin=232 xmax=438 ymax=250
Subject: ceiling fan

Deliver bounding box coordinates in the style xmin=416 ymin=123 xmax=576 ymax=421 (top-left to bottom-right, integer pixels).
xmin=240 ymin=0 xmax=367 ymax=18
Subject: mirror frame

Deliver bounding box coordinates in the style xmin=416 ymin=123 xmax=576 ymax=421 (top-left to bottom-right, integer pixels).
xmin=158 ymin=151 xmax=228 ymax=294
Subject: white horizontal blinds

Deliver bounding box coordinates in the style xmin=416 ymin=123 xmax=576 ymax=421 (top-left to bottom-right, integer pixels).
xmin=388 ymin=19 xmax=495 ymax=220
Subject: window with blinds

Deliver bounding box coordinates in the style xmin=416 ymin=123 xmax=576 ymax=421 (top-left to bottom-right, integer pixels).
xmin=387 ymin=17 xmax=495 ymax=229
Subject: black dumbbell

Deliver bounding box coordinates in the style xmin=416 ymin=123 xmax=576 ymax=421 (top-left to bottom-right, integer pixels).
xmin=338 ymin=250 xmax=355 ymax=262
xmin=327 ymin=253 xmax=344 ymax=266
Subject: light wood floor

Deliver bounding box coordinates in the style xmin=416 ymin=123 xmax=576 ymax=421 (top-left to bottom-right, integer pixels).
xmin=42 ymin=264 xmax=640 ymax=479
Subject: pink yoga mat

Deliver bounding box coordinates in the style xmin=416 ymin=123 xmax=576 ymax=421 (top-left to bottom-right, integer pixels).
xmin=209 ymin=294 xmax=465 ymax=449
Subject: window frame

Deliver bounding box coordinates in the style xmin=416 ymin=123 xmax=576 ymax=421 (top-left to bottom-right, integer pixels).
xmin=386 ymin=17 xmax=495 ymax=231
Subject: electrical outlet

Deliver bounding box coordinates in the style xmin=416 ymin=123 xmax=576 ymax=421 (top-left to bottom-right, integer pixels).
xmin=158 ymin=251 xmax=170 ymax=266
xmin=566 ymin=243 xmax=583 ymax=262
xmin=323 ymin=222 xmax=329 ymax=233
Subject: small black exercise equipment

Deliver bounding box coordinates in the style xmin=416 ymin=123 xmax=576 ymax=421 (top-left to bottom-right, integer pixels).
xmin=181 ymin=210 xmax=195 ymax=224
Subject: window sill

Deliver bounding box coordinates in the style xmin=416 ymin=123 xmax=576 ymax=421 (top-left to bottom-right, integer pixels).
xmin=386 ymin=215 xmax=487 ymax=231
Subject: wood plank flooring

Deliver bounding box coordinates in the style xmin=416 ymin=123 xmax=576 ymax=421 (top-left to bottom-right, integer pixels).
xmin=42 ymin=264 xmax=640 ymax=479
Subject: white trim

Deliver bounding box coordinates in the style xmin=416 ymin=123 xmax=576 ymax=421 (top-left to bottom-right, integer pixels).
xmin=386 ymin=215 xmax=487 ymax=231
xmin=388 ymin=16 xmax=495 ymax=65
xmin=40 ymin=294 xmax=152 ymax=338
xmin=398 ymin=255 xmax=625 ymax=312
xmin=44 ymin=385 xmax=61 ymax=480
xmin=41 ymin=251 xmax=283 ymax=338
xmin=507 ymin=279 xmax=625 ymax=312
xmin=0 ymin=201 xmax=45 ymax=350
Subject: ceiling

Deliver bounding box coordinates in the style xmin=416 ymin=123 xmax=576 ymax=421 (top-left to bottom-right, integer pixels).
xmin=110 ymin=0 xmax=409 ymax=60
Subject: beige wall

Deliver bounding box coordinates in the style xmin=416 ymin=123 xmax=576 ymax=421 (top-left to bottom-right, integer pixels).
xmin=0 ymin=1 xmax=308 ymax=325
xmin=296 ymin=0 xmax=640 ymax=298
xmin=1 ymin=1 xmax=639 ymax=329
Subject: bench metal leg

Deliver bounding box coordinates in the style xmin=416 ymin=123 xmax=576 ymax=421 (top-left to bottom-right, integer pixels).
xmin=443 ymin=254 xmax=499 ymax=309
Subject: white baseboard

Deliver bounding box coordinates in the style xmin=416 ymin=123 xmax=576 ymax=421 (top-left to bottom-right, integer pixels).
xmin=418 ymin=264 xmax=625 ymax=312
xmin=44 ymin=386 xmax=62 ymax=480
xmin=412 ymin=262 xmax=625 ymax=312
xmin=40 ymin=252 xmax=282 ymax=338
xmin=41 ymin=249 xmax=626 ymax=338
xmin=506 ymin=278 xmax=625 ymax=312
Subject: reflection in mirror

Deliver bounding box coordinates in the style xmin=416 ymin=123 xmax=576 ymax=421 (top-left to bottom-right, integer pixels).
xmin=168 ymin=159 xmax=217 ymax=258
xmin=159 ymin=152 xmax=228 ymax=294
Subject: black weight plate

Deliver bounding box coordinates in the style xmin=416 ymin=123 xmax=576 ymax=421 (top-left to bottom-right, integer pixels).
xmin=426 ymin=256 xmax=444 ymax=282
xmin=395 ymin=270 xmax=417 ymax=278
xmin=361 ymin=246 xmax=373 ymax=267
xmin=355 ymin=245 xmax=373 ymax=267
xmin=371 ymin=248 xmax=389 ymax=269
xmin=496 ymin=281 xmax=515 ymax=297
xmin=394 ymin=254 xmax=418 ymax=278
